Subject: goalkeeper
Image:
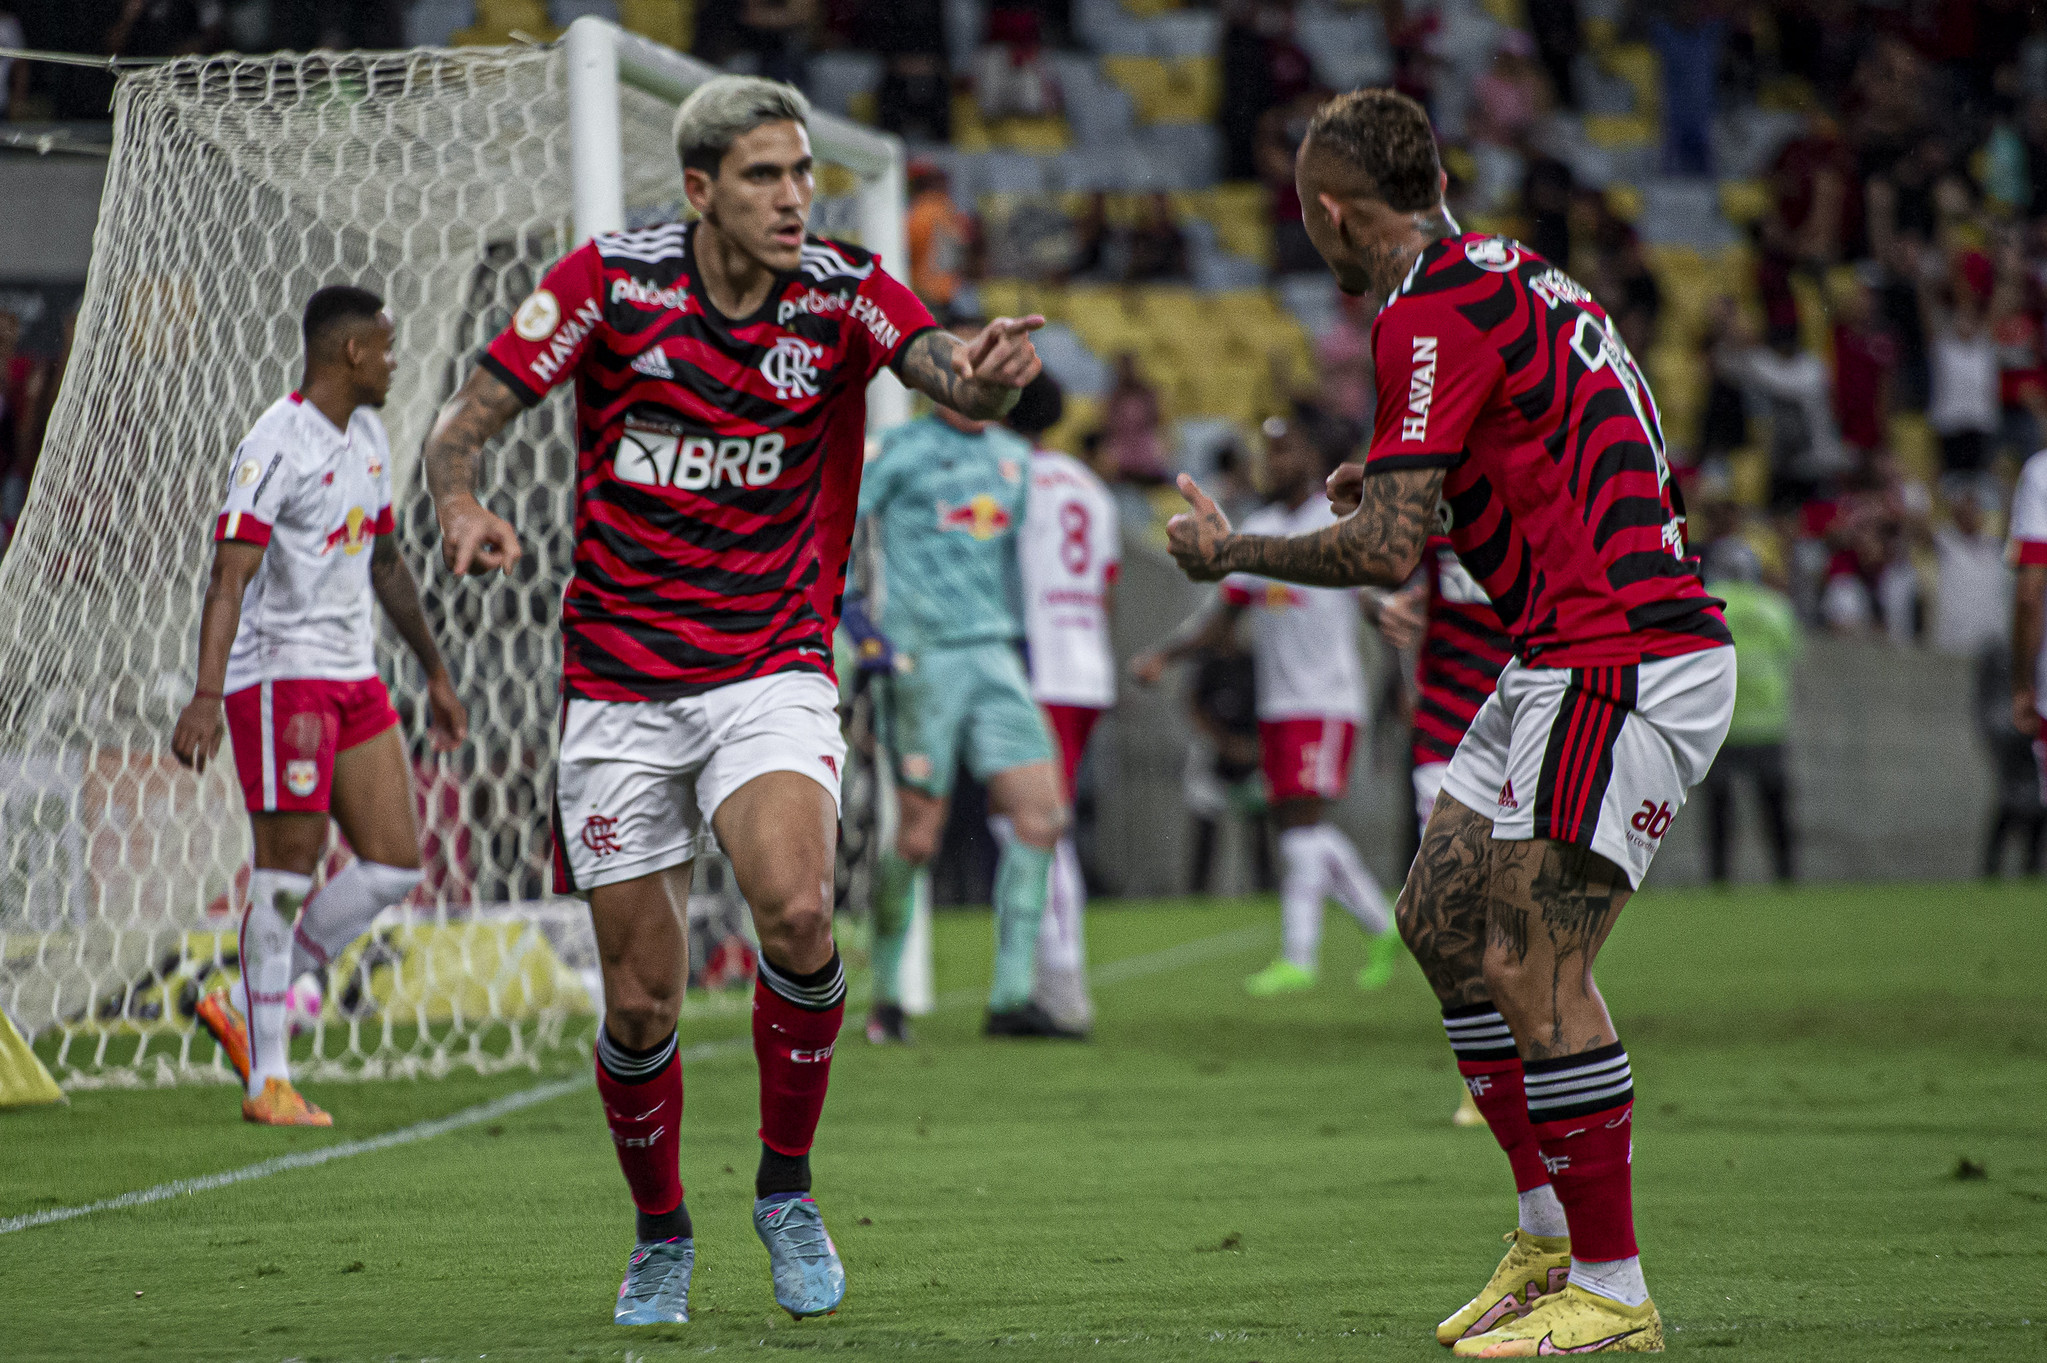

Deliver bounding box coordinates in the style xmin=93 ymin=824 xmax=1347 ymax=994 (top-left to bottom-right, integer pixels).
xmin=860 ymin=321 xmax=1073 ymax=1042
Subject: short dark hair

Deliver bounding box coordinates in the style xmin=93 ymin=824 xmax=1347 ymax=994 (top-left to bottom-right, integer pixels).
xmin=1305 ymin=88 xmax=1443 ymax=213
xmin=303 ymin=285 xmax=384 ymax=359
xmin=1006 ymin=372 xmax=1064 ymax=440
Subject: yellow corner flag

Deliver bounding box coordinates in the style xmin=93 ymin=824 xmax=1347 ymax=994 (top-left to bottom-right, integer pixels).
xmin=0 ymin=1009 xmax=64 ymax=1108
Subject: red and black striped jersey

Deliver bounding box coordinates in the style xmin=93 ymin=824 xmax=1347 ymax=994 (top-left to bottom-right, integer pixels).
xmin=482 ymin=224 xmax=936 ymax=702
xmin=1412 ymin=536 xmax=1513 ymax=766
xmin=1366 ymin=233 xmax=1729 ymax=667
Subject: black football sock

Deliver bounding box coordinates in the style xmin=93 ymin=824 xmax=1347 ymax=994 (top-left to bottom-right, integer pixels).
xmin=636 ymin=1200 xmax=693 ymax=1243
xmin=756 ymin=1142 xmax=812 ymax=1199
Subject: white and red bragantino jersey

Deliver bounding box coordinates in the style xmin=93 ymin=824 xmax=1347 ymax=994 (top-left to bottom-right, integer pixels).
xmin=1019 ymin=448 xmax=1120 ymax=709
xmin=1367 ymin=233 xmax=1729 ymax=668
xmin=2009 ymin=449 xmax=2047 ymax=712
xmin=213 ymin=393 xmax=393 ymax=694
xmin=481 ymin=224 xmax=937 ymax=703
xmin=1221 ymin=497 xmax=1365 ymax=723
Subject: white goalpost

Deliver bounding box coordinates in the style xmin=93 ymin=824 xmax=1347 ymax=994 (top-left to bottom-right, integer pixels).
xmin=0 ymin=19 xmax=921 ymax=1088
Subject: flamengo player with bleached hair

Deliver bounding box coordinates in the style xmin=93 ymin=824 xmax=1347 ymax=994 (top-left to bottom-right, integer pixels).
xmin=421 ymin=76 xmax=1041 ymax=1327
xmin=1165 ymin=89 xmax=1733 ymax=1355
xmin=172 ymin=285 xmax=468 ymax=1129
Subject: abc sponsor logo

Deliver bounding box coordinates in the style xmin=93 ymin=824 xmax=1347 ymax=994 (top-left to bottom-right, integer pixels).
xmin=1628 ymin=800 xmax=1674 ymax=843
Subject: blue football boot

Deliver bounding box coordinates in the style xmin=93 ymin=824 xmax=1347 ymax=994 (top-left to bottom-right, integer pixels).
xmin=753 ymin=1193 xmax=846 ymax=1318
xmin=614 ymin=1236 xmax=694 ymax=1325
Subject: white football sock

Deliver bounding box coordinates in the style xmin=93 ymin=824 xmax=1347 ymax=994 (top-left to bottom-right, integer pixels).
xmin=1277 ymin=826 xmax=1327 ymax=970
xmin=242 ymin=869 xmax=310 ymax=1097
xmin=1518 ymin=1184 xmax=1570 ymax=1238
xmin=290 ymin=860 xmax=422 ymax=979
xmin=1569 ymin=1255 xmax=1649 ymax=1308
xmin=1035 ymin=836 xmax=1087 ymax=974
xmin=1316 ymin=824 xmax=1391 ymax=934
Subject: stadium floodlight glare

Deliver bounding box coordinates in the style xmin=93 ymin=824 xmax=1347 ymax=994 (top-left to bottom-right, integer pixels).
xmin=0 ymin=21 xmax=912 ymax=1087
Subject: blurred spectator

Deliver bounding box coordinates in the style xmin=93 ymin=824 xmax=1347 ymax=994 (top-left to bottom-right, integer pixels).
xmin=0 ymin=8 xmax=25 ymax=119
xmin=1919 ymin=250 xmax=2002 ymax=476
xmin=1931 ymin=484 xmax=2012 ymax=658
xmin=858 ymin=0 xmax=950 ymax=142
xmin=1990 ymin=232 xmax=2047 ymax=459
xmin=1384 ymin=0 xmax=1442 ymax=109
xmin=1099 ymin=354 xmax=1170 ymax=485
xmin=1524 ymin=0 xmax=1580 ymax=108
xmin=1207 ymin=439 xmax=1263 ymax=525
xmin=1849 ymin=37 xmax=1930 ymax=178
xmin=1700 ymin=544 xmax=1801 ymax=883
xmin=1820 ymin=467 xmax=1925 ymax=643
xmin=1695 ymin=298 xmax=1751 ymax=468
xmin=1645 ymin=0 xmax=1725 ymax=177
xmin=1976 ymin=640 xmax=2046 ymax=876
xmin=1257 ymin=94 xmax=1325 ymax=277
xmin=1721 ymin=320 xmax=1849 ymax=512
xmin=269 ymin=1 xmax=404 ymax=49
xmin=1586 ymin=196 xmax=1661 ymax=352
xmin=1756 ymin=114 xmax=1856 ymax=329
xmin=108 ymin=0 xmax=226 ymax=57
xmin=1831 ymin=269 xmax=1898 ymax=460
xmin=974 ymin=8 xmax=1060 ymax=121
xmin=1218 ymin=1 xmax=1317 ymax=181
xmin=1124 ymin=193 xmax=1189 ymax=284
xmin=696 ymin=0 xmax=819 ymax=88
xmin=1521 ymin=152 xmax=1575 ymax=270
xmin=905 ymin=160 xmax=970 ymax=311
xmin=1314 ymin=292 xmax=1375 ymax=428
xmin=1468 ymin=30 xmax=1545 ymax=149
xmin=1067 ymin=191 xmax=1114 ymax=282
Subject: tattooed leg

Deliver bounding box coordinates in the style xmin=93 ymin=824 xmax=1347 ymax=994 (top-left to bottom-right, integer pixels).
xmin=1480 ymin=839 xmax=1632 ymax=1062
xmin=1395 ymin=794 xmax=1495 ymax=1008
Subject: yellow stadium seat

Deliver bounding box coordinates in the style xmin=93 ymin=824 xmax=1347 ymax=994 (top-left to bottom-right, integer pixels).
xmin=1719 ymin=180 xmax=1770 ymax=226
xmin=1729 ymin=448 xmax=1769 ymax=508
xmin=1100 ymin=56 xmax=1221 ymax=125
xmin=1121 ymin=0 xmax=1183 ymax=14
xmin=1600 ymin=43 xmax=1660 ymax=114
xmin=1888 ymin=412 xmax=1938 ymax=486
xmin=1582 ymin=113 xmax=1656 ymax=148
xmin=988 ymin=115 xmax=1072 ymax=152
xmin=618 ymin=0 xmax=693 ymax=50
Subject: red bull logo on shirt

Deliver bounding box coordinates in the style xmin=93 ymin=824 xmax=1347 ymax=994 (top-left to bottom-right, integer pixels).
xmin=323 ymin=506 xmax=372 ymax=556
xmin=937 ymin=494 xmax=1012 ymax=540
xmin=1262 ymin=581 xmax=1305 ymax=609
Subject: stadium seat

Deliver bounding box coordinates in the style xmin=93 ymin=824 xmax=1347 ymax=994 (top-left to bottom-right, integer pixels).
xmin=1583 ymin=113 xmax=1657 ymax=149
xmin=455 ymin=0 xmax=558 ymax=44
xmin=1719 ymin=179 xmax=1770 ymax=226
xmin=615 ymin=0 xmax=690 ymax=49
xmin=1099 ymin=56 xmax=1221 ymax=125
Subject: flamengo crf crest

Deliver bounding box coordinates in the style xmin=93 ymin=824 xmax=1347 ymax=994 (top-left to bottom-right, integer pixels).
xmin=760 ymin=335 xmax=823 ymax=400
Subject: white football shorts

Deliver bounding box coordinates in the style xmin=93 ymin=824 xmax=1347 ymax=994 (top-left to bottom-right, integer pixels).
xmin=1439 ymin=647 xmax=1736 ymax=887
xmin=552 ymin=671 xmax=846 ymax=894
xmin=1412 ymin=760 xmax=1449 ymax=830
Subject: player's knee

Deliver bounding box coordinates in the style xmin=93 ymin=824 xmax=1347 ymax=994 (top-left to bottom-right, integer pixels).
xmin=895 ymin=824 xmax=940 ymax=866
xmin=607 ymin=995 xmax=680 ymax=1048
xmin=1011 ymin=798 xmax=1068 ymax=849
xmin=1479 ymin=944 xmax=1540 ymax=1010
xmin=757 ymin=877 xmax=833 ymax=951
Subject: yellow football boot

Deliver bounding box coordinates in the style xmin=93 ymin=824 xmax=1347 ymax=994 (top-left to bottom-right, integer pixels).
xmin=1436 ymin=1228 xmax=1571 ymax=1346
xmin=1452 ymin=1282 xmax=1663 ymax=1356
xmin=1453 ymin=1088 xmax=1486 ymax=1127
xmin=242 ymin=1076 xmax=333 ymax=1127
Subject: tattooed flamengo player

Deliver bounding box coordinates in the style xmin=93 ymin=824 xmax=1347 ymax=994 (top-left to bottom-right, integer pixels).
xmin=421 ymin=77 xmax=1041 ymax=1327
xmin=1165 ymin=89 xmax=1731 ymax=1356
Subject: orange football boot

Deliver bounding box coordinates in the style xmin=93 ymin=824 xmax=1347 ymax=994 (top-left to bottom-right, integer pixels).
xmin=194 ymin=988 xmax=251 ymax=1084
xmin=241 ymin=1076 xmax=332 ymax=1127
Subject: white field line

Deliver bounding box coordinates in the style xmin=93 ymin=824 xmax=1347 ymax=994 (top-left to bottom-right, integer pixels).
xmin=0 ymin=921 xmax=1265 ymax=1237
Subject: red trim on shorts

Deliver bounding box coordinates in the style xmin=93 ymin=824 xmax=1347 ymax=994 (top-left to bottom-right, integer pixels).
xmin=1534 ymin=666 xmax=1636 ymax=846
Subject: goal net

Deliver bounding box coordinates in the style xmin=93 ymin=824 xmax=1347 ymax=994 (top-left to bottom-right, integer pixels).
xmin=0 ymin=20 xmax=906 ymax=1087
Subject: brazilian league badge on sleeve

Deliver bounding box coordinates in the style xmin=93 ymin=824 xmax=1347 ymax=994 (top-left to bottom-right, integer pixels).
xmin=285 ymin=760 xmax=319 ymax=798
xmin=1465 ymin=238 xmax=1522 ymax=273
xmin=513 ymin=288 xmax=561 ymax=342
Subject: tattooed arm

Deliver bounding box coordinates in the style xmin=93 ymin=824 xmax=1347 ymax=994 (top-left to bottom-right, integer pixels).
xmin=422 ymin=367 xmax=527 ymax=577
xmin=896 ymin=317 xmax=1045 ymax=420
xmin=1166 ymin=465 xmax=1445 ymax=588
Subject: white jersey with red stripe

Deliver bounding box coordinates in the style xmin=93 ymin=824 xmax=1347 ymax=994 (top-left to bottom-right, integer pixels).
xmin=213 ymin=393 xmax=393 ymax=694
xmin=1221 ymin=496 xmax=1365 ymax=723
xmin=1019 ymin=448 xmax=1120 ymax=708
xmin=2010 ymin=448 xmax=2047 ymax=710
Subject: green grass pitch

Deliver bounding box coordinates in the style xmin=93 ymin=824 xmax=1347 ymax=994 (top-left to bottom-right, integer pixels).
xmin=2 ymin=883 xmax=2043 ymax=1361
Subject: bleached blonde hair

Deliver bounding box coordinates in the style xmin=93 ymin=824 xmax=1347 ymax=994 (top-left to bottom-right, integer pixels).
xmin=673 ymin=75 xmax=811 ymax=175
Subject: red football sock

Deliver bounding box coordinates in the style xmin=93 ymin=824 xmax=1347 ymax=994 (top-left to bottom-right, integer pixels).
xmin=1443 ymin=1005 xmax=1551 ymax=1193
xmin=1525 ymin=1042 xmax=1638 ymax=1261
xmin=753 ymin=951 xmax=846 ymax=1157
xmin=594 ymin=1028 xmax=684 ymax=1217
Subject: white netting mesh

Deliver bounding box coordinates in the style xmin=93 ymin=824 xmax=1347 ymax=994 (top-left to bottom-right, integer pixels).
xmin=0 ymin=39 xmax=884 ymax=1086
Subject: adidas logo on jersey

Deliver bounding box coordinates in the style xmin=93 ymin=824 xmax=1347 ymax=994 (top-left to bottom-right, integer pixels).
xmin=631 ymin=348 xmax=675 ymax=380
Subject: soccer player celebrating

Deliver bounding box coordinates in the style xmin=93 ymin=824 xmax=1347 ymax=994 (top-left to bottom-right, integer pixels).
xmin=859 ymin=326 xmax=1071 ymax=1043
xmin=1009 ymin=375 xmax=1119 ymax=1032
xmin=1164 ymin=90 xmax=1733 ymax=1355
xmin=1132 ymin=411 xmax=1398 ymax=997
xmin=419 ymin=78 xmax=1041 ymax=1325
xmin=172 ymin=285 xmax=467 ymax=1127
